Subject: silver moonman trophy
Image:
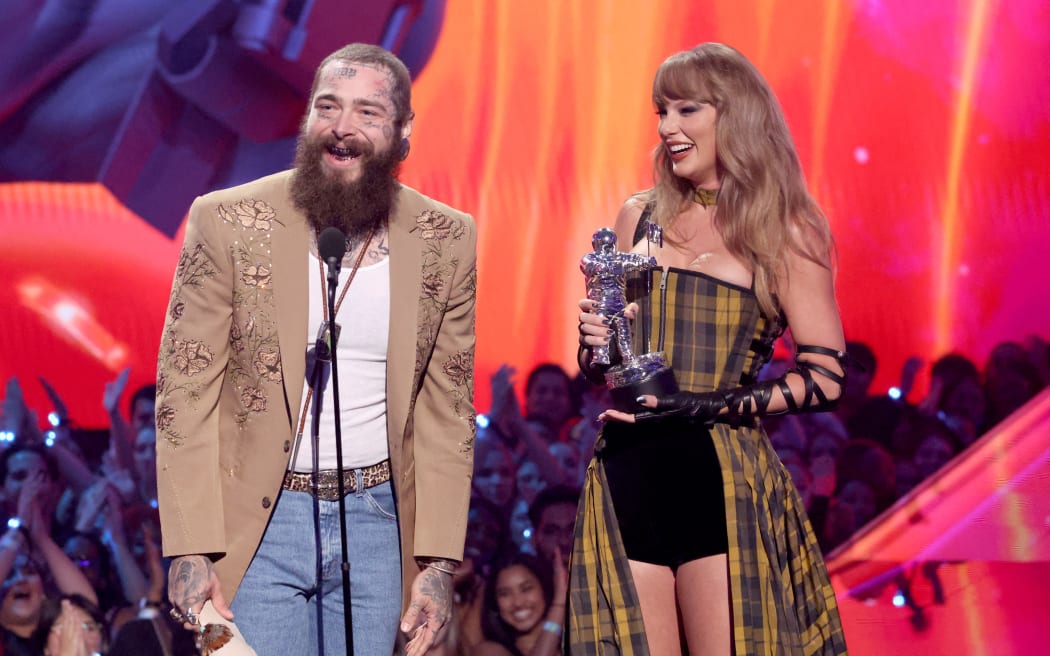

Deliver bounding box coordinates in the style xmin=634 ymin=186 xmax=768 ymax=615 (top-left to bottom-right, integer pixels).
xmin=581 ymin=228 xmax=678 ymax=412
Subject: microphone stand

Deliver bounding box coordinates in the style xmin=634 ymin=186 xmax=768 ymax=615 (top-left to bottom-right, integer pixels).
xmin=309 ymin=346 xmax=326 ymax=652
xmin=322 ymin=253 xmax=355 ymax=655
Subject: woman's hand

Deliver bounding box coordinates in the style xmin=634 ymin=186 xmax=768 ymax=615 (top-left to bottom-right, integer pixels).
xmin=577 ymin=299 xmax=611 ymax=348
xmin=19 ymin=470 xmax=51 ymax=544
xmin=577 ymin=300 xmax=638 ymax=346
xmin=599 ymin=390 xmax=727 ymax=424
xmin=73 ymin=479 xmax=109 ymax=534
xmin=45 ymin=599 xmax=93 ymax=656
xmin=102 ymin=366 xmax=132 ymax=417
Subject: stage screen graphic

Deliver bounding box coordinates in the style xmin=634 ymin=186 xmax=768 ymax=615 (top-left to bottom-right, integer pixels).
xmin=2 ymin=2 xmax=1048 ymax=445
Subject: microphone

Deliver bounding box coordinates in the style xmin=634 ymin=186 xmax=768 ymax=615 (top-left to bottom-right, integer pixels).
xmin=318 ymin=226 xmax=347 ymax=287
xmin=316 ymin=227 xmax=347 ymax=361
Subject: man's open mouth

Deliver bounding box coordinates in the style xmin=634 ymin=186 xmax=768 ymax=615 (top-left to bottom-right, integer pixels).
xmin=327 ymin=143 xmax=363 ymax=161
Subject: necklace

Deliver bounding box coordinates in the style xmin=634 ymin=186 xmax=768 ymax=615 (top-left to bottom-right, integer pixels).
xmin=693 ymin=187 xmax=719 ymax=208
xmin=294 ymin=224 xmax=376 ymax=442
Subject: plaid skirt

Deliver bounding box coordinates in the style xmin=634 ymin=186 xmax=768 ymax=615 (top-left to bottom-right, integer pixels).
xmin=565 ymin=421 xmax=848 ymax=655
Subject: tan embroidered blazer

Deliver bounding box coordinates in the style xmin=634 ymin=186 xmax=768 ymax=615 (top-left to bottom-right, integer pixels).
xmin=155 ymin=170 xmax=477 ymax=606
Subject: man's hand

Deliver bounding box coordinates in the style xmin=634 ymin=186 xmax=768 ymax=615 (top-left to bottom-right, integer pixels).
xmin=168 ymin=555 xmax=233 ymax=629
xmin=400 ymin=561 xmax=455 ymax=656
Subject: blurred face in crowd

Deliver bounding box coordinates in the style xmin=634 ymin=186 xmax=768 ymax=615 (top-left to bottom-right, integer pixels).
xmin=3 ymin=449 xmax=57 ymax=515
xmin=134 ymin=425 xmax=158 ymax=499
xmin=525 ymin=371 xmax=573 ymax=431
xmin=548 ymin=443 xmax=579 ymax=480
xmin=130 ymin=396 xmax=156 ymax=434
xmin=914 ymin=434 xmax=955 ymax=479
xmin=808 ymin=434 xmax=842 ymax=462
xmin=494 ymin=564 xmax=546 ymax=635
xmin=463 ymin=504 xmax=503 ymax=577
xmin=836 ymin=479 xmax=878 ymax=529
xmin=533 ymin=502 xmax=575 ymax=567
xmin=473 ymin=446 xmax=516 ymax=509
xmin=45 ymin=602 xmax=104 ymax=656
xmin=4 ymin=450 xmax=47 ymax=498
xmin=64 ymin=535 xmax=103 ymax=590
xmin=940 ymin=378 xmax=986 ymax=432
xmin=516 ymin=460 xmax=545 ymax=506
xmin=0 ymin=558 xmax=44 ymax=632
xmin=508 ymin=499 xmax=533 ymax=552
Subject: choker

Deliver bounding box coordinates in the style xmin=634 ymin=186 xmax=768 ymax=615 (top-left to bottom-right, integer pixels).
xmin=693 ymin=187 xmax=719 ymax=208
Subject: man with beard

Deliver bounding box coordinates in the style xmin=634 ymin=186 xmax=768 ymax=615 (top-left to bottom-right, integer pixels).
xmin=156 ymin=43 xmax=477 ymax=655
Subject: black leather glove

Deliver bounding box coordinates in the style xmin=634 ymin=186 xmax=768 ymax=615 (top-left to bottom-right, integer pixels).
xmin=633 ymin=344 xmax=849 ymax=425
xmin=634 ymin=390 xmax=728 ymax=423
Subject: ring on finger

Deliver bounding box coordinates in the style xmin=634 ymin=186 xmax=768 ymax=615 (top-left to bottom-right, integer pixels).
xmin=169 ymin=607 xmax=185 ymax=622
xmin=185 ymin=610 xmax=199 ymax=625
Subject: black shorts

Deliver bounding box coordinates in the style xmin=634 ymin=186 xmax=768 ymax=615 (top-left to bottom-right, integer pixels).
xmin=600 ymin=419 xmax=728 ymax=569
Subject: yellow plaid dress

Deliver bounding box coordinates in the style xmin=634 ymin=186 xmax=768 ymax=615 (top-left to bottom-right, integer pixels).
xmin=566 ymin=268 xmax=848 ymax=655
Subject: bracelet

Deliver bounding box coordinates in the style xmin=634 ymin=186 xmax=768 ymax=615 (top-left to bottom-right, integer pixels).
xmin=542 ymin=620 xmax=562 ymax=636
xmin=426 ymin=562 xmax=457 ymax=576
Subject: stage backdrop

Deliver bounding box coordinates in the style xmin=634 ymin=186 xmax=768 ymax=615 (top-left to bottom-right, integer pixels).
xmin=2 ymin=0 xmax=1048 ymax=428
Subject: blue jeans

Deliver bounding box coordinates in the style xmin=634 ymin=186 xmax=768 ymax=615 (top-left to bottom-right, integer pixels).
xmin=231 ymin=476 xmax=402 ymax=656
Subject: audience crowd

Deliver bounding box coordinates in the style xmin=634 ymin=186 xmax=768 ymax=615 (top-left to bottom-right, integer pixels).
xmin=0 ymin=335 xmax=1046 ymax=655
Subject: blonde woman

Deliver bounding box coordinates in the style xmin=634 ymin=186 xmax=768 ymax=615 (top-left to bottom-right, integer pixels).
xmin=572 ymin=43 xmax=849 ymax=655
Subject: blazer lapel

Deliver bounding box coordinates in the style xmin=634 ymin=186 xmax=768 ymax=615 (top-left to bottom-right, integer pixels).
xmin=271 ymin=199 xmax=310 ymax=434
xmin=387 ymin=191 xmax=423 ymax=448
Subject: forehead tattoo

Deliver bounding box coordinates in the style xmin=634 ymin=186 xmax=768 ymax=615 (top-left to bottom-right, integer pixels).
xmin=331 ymin=66 xmax=357 ymax=80
xmin=323 ymin=63 xmax=399 ymax=108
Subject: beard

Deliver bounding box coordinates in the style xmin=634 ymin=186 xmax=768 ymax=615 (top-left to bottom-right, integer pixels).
xmin=289 ymin=131 xmax=402 ymax=241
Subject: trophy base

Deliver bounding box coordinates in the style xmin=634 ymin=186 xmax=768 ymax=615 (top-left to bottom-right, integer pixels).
xmin=605 ymin=353 xmax=679 ymax=413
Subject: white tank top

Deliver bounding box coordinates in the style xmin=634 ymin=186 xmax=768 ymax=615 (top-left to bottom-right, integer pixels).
xmin=292 ymin=252 xmax=390 ymax=471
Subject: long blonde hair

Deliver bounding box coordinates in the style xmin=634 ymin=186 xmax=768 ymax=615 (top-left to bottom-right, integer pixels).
xmin=643 ymin=42 xmax=833 ymax=318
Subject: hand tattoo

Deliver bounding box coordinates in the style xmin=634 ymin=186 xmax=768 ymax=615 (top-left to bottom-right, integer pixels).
xmin=169 ymin=555 xmax=212 ymax=611
xmin=417 ymin=567 xmax=453 ymax=625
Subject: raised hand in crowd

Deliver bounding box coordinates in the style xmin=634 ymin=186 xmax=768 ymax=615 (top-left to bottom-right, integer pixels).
xmin=74 ymin=479 xmax=152 ymax=608
xmin=487 ymin=365 xmax=573 ymax=487
xmin=42 ymin=597 xmax=105 ymax=656
xmin=1 ymin=377 xmax=43 ymax=443
xmin=138 ymin=523 xmax=166 ymax=607
xmin=102 ymin=366 xmax=136 ymax=475
xmin=98 ymin=449 xmax=137 ymax=505
xmin=36 ymin=377 xmax=102 ymax=495
xmin=898 ymin=356 xmax=924 ymax=401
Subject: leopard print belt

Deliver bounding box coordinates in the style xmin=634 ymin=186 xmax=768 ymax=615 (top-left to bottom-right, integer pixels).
xmin=282 ymin=460 xmax=391 ymax=501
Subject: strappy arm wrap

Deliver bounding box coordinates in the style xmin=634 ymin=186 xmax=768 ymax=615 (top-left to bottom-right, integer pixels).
xmin=635 ymin=344 xmax=849 ymax=424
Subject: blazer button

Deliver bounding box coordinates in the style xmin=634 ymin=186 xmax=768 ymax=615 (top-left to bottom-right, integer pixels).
xmin=283 ymin=440 xmax=291 ymax=453
xmin=261 ymin=497 xmax=271 ymax=509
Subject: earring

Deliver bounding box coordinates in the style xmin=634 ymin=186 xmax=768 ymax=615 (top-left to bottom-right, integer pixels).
xmin=399 ymin=137 xmax=410 ymax=161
